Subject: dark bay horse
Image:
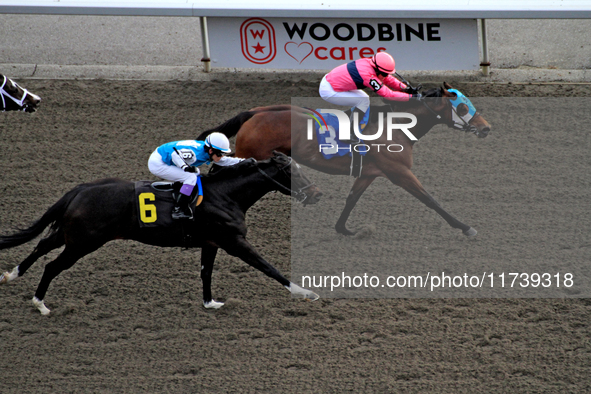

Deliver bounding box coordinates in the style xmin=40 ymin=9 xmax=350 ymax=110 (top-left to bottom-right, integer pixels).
xmin=198 ymin=82 xmax=491 ymax=236
xmin=1 ymin=74 xmax=41 ymax=112
xmin=0 ymin=152 xmax=321 ymax=315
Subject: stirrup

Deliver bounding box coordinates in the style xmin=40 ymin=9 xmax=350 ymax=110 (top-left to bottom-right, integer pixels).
xmin=172 ymin=206 xmax=193 ymax=220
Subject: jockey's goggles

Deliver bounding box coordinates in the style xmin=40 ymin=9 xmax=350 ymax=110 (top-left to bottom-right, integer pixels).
xmin=211 ymin=149 xmax=224 ymax=157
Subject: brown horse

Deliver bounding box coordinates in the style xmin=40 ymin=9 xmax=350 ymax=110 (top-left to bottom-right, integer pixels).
xmin=1 ymin=74 xmax=41 ymax=112
xmin=198 ymin=82 xmax=491 ymax=236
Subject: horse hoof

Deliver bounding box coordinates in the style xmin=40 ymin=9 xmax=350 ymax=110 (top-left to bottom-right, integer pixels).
xmin=0 ymin=267 xmax=19 ymax=284
xmin=203 ymin=300 xmax=225 ymax=309
xmin=305 ymin=291 xmax=320 ymax=302
xmin=335 ymin=226 xmax=356 ymax=236
xmin=32 ymin=297 xmax=51 ymax=315
xmin=463 ymin=227 xmax=477 ymax=237
xmin=287 ymin=283 xmax=320 ymax=302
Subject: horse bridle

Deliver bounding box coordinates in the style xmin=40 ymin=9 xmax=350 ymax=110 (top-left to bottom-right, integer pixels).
xmin=1 ymin=75 xmax=32 ymax=112
xmin=395 ymin=73 xmax=481 ymax=137
xmin=256 ymin=157 xmax=316 ymax=203
xmin=420 ymin=90 xmax=480 ymax=136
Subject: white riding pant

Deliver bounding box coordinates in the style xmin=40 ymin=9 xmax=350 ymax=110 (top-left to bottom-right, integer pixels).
xmin=319 ymin=75 xmax=370 ymax=113
xmin=148 ymin=150 xmax=197 ymax=186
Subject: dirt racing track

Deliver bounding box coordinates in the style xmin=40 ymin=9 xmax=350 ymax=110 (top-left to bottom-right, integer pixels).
xmin=1 ymin=79 xmax=590 ymax=393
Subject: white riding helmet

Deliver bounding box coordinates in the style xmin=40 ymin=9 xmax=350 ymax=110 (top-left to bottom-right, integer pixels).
xmin=204 ymin=132 xmax=232 ymax=153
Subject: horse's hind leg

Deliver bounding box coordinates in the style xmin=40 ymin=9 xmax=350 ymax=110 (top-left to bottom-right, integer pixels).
xmin=0 ymin=230 xmax=64 ymax=284
xmin=31 ymin=246 xmax=89 ymax=315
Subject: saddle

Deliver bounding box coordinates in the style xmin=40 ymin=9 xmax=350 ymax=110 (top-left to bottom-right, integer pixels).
xmin=151 ymin=181 xmax=203 ymax=207
xmin=134 ymin=179 xmax=203 ymax=229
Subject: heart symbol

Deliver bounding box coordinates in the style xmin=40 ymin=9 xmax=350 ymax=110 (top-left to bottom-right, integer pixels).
xmin=284 ymin=42 xmax=313 ymax=64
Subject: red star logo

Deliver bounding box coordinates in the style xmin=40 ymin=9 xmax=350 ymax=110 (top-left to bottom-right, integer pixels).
xmin=252 ymin=43 xmax=266 ymax=54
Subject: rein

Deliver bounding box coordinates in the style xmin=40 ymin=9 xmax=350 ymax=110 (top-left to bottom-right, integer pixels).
xmin=0 ymin=75 xmax=30 ymax=111
xmin=256 ymin=157 xmax=316 ymax=203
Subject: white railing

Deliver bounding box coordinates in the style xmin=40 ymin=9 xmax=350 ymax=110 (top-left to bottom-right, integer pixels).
xmin=1 ymin=0 xmax=590 ymax=18
xmin=1 ymin=1 xmax=590 ymax=74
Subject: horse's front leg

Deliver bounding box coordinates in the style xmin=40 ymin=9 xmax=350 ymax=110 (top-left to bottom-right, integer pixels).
xmin=388 ymin=169 xmax=476 ymax=236
xmin=335 ymin=176 xmax=376 ymax=235
xmin=222 ymin=236 xmax=319 ymax=301
xmin=200 ymin=245 xmax=225 ymax=309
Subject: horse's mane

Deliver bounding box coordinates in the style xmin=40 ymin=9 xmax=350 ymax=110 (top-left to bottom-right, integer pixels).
xmin=365 ymin=87 xmax=443 ymax=120
xmin=203 ymin=155 xmax=285 ymax=181
xmin=423 ymin=87 xmax=443 ymax=98
xmin=203 ymin=160 xmax=256 ymax=181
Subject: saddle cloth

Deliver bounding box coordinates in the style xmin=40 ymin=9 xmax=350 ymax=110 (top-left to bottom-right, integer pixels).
xmin=134 ymin=181 xmax=177 ymax=228
xmin=134 ymin=177 xmax=204 ymax=228
xmin=312 ymin=109 xmax=369 ymax=160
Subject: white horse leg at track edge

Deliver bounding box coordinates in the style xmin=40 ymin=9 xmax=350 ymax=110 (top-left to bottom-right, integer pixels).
xmin=32 ymin=297 xmax=51 ymax=316
xmin=0 ymin=266 xmax=19 ymax=284
xmin=286 ymin=282 xmax=320 ymax=301
xmin=203 ymin=300 xmax=225 ymax=309
xmin=464 ymin=227 xmax=478 ymax=237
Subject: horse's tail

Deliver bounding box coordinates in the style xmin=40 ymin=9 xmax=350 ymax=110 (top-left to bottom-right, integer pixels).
xmin=0 ymin=184 xmax=91 ymax=250
xmin=196 ymin=111 xmax=258 ymax=141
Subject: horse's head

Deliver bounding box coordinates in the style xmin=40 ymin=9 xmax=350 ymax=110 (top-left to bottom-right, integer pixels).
xmin=423 ymin=82 xmax=491 ymax=138
xmin=1 ymin=74 xmax=42 ymax=113
xmin=259 ymin=151 xmax=323 ymax=205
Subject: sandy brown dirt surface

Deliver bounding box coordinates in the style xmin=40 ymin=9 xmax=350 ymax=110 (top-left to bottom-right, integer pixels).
xmin=1 ymin=77 xmax=590 ymax=393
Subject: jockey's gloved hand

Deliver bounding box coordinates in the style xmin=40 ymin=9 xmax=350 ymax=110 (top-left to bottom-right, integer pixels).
xmin=242 ymin=158 xmax=257 ymax=165
xmin=411 ymin=93 xmax=423 ymax=100
xmin=182 ymin=165 xmax=200 ymax=175
xmin=405 ymin=86 xmax=420 ymax=95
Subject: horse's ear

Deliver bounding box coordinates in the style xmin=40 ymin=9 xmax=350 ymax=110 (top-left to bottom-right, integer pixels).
xmin=442 ymin=82 xmax=457 ymax=98
xmin=272 ymin=150 xmax=285 ymax=159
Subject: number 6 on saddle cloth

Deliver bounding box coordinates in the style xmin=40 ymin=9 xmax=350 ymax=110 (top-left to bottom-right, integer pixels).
xmin=135 ymin=177 xmax=203 ymax=228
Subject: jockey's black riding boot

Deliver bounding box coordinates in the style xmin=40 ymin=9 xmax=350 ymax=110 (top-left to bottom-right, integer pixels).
xmin=172 ymin=193 xmax=193 ymax=220
xmin=345 ymin=107 xmax=366 ymax=144
xmin=348 ymin=107 xmax=367 ymax=178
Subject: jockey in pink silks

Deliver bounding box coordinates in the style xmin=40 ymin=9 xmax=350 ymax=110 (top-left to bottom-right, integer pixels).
xmin=319 ymin=52 xmax=422 ymax=138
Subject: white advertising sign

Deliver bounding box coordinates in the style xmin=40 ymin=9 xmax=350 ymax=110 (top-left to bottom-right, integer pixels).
xmin=208 ymin=17 xmax=479 ymax=71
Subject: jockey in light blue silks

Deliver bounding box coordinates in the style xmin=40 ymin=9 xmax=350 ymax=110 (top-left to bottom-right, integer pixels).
xmin=148 ymin=132 xmax=244 ymax=220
